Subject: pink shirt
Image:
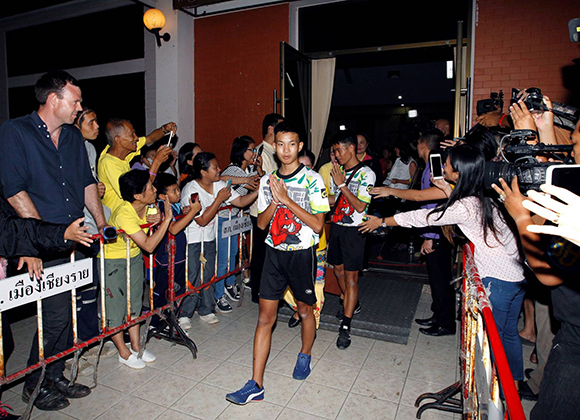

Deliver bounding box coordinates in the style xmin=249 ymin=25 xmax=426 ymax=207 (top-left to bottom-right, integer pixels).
xmin=394 ymin=196 xmax=524 ymax=282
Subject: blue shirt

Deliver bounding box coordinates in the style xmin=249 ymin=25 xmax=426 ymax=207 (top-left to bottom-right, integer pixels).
xmin=0 ymin=111 xmax=95 ymax=224
xmin=154 ymin=201 xmax=187 ymax=266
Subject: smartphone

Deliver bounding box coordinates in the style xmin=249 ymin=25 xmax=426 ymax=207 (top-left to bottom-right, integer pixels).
xmin=430 ymin=154 xmax=444 ymax=180
xmin=190 ymin=192 xmax=199 ymax=202
xmin=257 ymin=147 xmax=264 ymax=157
xmin=226 ymin=179 xmax=232 ymax=188
xmin=545 ymin=164 xmax=580 ymax=198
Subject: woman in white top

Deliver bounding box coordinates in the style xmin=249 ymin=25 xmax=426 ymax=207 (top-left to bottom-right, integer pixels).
xmin=180 ymin=152 xmax=256 ymax=324
xmin=361 ymin=145 xmax=526 ymax=384
xmin=382 ymin=143 xmax=417 ymax=190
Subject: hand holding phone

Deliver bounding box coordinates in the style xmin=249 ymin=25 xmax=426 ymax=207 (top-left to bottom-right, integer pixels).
xmin=430 ymin=154 xmax=444 ymax=180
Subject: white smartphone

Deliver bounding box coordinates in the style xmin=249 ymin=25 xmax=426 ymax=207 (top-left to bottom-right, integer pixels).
xmin=545 ymin=164 xmax=580 ymax=197
xmin=430 ymin=154 xmax=444 ymax=180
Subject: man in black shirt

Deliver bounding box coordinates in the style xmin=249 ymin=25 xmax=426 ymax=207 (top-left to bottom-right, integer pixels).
xmin=0 ymin=71 xmax=107 ymax=411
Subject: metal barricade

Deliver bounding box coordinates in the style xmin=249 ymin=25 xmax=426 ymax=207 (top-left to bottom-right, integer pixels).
xmin=415 ymin=244 xmax=526 ymax=419
xmin=0 ymin=206 xmax=253 ymax=419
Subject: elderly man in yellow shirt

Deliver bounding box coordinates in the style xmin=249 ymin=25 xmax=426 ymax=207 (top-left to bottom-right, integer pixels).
xmin=98 ymin=119 xmax=177 ymax=213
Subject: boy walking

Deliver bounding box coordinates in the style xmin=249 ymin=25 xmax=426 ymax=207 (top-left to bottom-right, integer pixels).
xmin=327 ymin=129 xmax=376 ymax=349
xmin=226 ymin=122 xmax=329 ymax=405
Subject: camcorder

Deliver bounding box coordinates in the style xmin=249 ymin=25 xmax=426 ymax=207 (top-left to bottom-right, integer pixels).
xmin=511 ymin=87 xmax=579 ymax=131
xmin=477 ymin=90 xmax=504 ymax=116
xmin=484 ymin=129 xmax=574 ymax=194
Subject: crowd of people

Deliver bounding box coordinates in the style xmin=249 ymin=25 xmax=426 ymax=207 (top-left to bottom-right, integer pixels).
xmin=0 ymin=69 xmax=579 ymax=419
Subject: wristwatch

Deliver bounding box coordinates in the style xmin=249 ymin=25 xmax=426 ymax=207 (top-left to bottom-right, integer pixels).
xmin=381 ymin=218 xmax=387 ymax=228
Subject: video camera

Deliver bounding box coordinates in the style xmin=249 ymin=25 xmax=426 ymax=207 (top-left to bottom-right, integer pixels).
xmin=477 ymin=90 xmax=504 ymax=116
xmin=484 ymin=129 xmax=573 ymax=194
xmin=511 ymin=87 xmax=579 ymax=131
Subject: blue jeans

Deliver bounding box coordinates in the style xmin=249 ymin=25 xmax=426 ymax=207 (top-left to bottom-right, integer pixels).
xmin=215 ymin=217 xmax=238 ymax=300
xmin=481 ymin=277 xmax=526 ymax=381
xmin=187 ymin=241 xmax=216 ymax=316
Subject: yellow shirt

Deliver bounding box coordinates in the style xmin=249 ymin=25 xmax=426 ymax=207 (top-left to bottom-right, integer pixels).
xmin=98 ymin=136 xmax=147 ymax=213
xmin=105 ymin=201 xmax=148 ymax=259
xmin=318 ymin=162 xmax=333 ymax=194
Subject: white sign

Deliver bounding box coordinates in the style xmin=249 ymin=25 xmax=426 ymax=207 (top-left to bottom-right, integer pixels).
xmin=221 ymin=216 xmax=252 ymax=239
xmin=0 ymin=259 xmax=92 ymax=312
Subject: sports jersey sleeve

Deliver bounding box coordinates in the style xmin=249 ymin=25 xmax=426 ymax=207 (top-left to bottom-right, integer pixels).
xmin=308 ymin=173 xmax=330 ymax=214
xmin=257 ymin=174 xmax=272 ymax=214
xmin=356 ymin=168 xmax=376 ymax=204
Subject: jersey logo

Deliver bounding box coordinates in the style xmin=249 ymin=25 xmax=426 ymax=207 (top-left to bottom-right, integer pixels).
xmin=331 ymin=195 xmax=354 ymax=224
xmin=271 ymin=207 xmax=302 ymax=246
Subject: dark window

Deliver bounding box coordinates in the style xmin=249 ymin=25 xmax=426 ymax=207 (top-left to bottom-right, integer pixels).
xmin=9 ymin=72 xmax=146 ymax=156
xmin=300 ymin=0 xmax=468 ymax=53
xmin=6 ymin=4 xmax=144 ymax=77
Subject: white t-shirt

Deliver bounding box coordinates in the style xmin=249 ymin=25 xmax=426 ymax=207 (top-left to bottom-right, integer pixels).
xmin=180 ymin=180 xmax=240 ymax=243
xmin=383 ymin=157 xmax=415 ymax=190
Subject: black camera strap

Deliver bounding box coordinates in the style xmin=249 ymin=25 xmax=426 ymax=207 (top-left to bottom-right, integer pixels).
xmin=328 ymin=162 xmax=364 ymax=217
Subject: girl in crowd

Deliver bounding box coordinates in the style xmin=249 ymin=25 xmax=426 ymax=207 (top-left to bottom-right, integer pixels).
xmin=178 ymin=142 xmax=203 ymax=187
xmin=180 ymin=152 xmax=257 ymax=323
xmin=382 ymin=141 xmax=417 ymax=190
xmin=360 ymin=145 xmax=526 ymax=387
xmin=104 ymin=170 xmax=173 ymax=369
xmin=215 ymin=136 xmax=260 ymax=311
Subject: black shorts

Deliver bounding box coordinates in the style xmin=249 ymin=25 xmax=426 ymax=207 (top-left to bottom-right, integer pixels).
xmin=260 ymin=246 xmax=317 ymax=306
xmin=327 ymin=223 xmax=366 ymax=271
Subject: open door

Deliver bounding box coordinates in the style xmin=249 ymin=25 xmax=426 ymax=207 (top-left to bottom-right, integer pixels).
xmin=280 ymin=42 xmax=312 ymax=147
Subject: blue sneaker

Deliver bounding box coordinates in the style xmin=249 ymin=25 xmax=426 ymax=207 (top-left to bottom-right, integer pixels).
xmin=225 ymin=380 xmax=264 ymax=405
xmin=292 ymin=352 xmax=312 ymax=380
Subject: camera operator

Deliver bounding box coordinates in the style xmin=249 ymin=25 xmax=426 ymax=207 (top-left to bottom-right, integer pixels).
xmin=492 ymin=120 xmax=580 ymax=419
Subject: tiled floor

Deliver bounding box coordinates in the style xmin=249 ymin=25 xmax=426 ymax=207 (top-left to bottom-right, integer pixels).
xmin=2 ymin=289 xmax=537 ymax=419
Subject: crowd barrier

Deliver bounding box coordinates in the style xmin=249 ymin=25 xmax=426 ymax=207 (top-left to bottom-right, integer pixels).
xmin=415 ymin=244 xmax=526 ymax=419
xmin=0 ymin=206 xmax=252 ymax=419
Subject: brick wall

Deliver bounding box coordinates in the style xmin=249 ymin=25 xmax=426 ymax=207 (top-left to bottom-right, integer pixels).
xmin=473 ymin=0 xmax=579 ymax=108
xmin=194 ymin=4 xmax=289 ymax=167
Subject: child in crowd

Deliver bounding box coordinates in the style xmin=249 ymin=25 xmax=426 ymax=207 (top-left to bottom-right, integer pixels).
xmin=285 ymin=149 xmax=327 ymax=329
xmin=178 ymin=142 xmax=203 ymax=187
xmin=152 ymin=173 xmax=202 ymax=331
xmin=226 ymin=122 xmax=329 ymax=405
xmin=180 ymin=152 xmax=256 ymax=324
xmin=104 ymin=169 xmax=172 ymax=369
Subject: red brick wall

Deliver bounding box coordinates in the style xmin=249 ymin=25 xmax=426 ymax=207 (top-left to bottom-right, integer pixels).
xmin=473 ymin=0 xmax=579 ymax=110
xmin=194 ymin=4 xmax=289 ymax=167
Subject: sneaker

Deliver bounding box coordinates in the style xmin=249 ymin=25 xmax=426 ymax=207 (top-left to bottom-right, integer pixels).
xmin=335 ymin=301 xmax=361 ymax=320
xmin=243 ymin=277 xmax=251 ymax=289
xmin=130 ymin=348 xmax=156 ymax=363
xmin=200 ymin=313 xmax=220 ymax=324
xmin=337 ymin=325 xmax=351 ymax=350
xmin=216 ymin=296 xmax=233 ymax=313
xmin=225 ymin=380 xmax=264 ymax=405
xmin=65 ymin=356 xmax=94 ymax=377
xmin=225 ymin=284 xmax=241 ymax=301
xmin=178 ymin=317 xmax=192 ymax=330
xmin=119 ymin=353 xmax=146 ymax=369
xmin=292 ymin=352 xmax=312 ymax=380
xmin=354 ymin=301 xmax=362 ymax=315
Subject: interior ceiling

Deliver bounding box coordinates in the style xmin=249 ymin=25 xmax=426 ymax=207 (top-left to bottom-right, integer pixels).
xmin=334 ymin=46 xmax=455 ymax=70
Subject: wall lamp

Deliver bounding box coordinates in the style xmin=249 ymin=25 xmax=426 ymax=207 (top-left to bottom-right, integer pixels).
xmin=143 ymin=8 xmax=171 ymax=47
